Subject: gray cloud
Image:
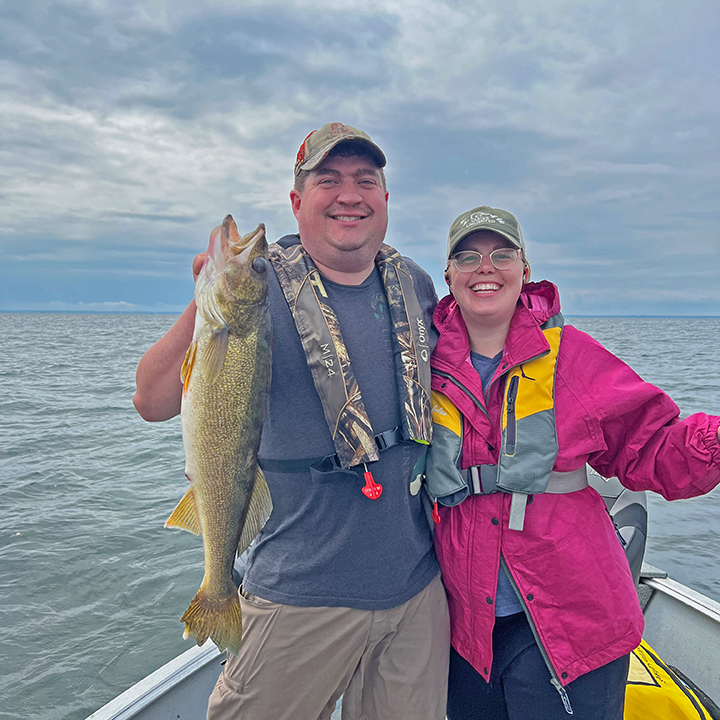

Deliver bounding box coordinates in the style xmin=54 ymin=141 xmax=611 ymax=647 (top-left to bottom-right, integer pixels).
xmin=2 ymin=0 xmax=718 ymax=314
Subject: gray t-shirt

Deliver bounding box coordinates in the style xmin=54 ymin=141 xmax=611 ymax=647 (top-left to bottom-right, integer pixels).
xmin=243 ymin=242 xmax=439 ymax=610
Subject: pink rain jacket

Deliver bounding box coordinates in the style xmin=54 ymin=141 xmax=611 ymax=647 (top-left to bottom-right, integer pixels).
xmin=431 ymin=281 xmax=720 ymax=685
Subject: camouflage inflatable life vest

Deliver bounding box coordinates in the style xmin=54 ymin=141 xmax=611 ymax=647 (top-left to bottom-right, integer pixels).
xmin=269 ymin=236 xmax=433 ymax=470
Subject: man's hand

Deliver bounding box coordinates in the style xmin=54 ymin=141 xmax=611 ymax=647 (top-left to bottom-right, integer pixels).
xmin=192 ymin=223 xmax=222 ymax=281
xmin=192 ymin=252 xmax=207 ymax=282
xmin=133 ymin=250 xmax=206 ymax=422
xmin=134 ymin=225 xmax=228 ymax=421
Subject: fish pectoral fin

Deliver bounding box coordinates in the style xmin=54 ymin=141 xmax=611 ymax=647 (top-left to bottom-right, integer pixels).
xmin=181 ymin=341 xmax=198 ymax=396
xmin=200 ymin=328 xmax=229 ymax=385
xmin=237 ymin=466 xmax=273 ymax=556
xmin=165 ymin=486 xmax=202 ymax=535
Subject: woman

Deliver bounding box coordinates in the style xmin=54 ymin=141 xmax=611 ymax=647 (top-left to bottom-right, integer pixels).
xmin=424 ymin=206 xmax=720 ymax=719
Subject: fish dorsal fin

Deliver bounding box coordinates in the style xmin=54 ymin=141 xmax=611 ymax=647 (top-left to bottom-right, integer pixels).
xmin=164 ymin=485 xmax=202 ymax=535
xmin=200 ymin=328 xmax=229 ymax=385
xmin=181 ymin=341 xmax=198 ymax=396
xmin=237 ymin=466 xmax=273 ymax=556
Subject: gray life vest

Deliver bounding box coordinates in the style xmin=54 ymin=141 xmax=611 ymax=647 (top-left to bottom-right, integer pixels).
xmin=425 ymin=313 xmax=584 ymax=530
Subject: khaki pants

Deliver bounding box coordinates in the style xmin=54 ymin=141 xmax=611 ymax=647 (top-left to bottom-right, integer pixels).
xmin=206 ymin=573 xmax=450 ymax=720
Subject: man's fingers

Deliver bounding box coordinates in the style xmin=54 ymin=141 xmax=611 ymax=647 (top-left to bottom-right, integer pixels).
xmin=192 ymin=224 xmax=224 ymax=281
xmin=192 ymin=252 xmax=207 ymax=281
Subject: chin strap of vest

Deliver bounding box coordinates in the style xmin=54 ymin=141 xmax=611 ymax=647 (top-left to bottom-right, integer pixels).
xmin=268 ymin=236 xmax=432 ymax=469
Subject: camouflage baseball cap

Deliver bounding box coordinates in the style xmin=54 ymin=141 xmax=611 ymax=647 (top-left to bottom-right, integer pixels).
xmin=294 ymin=122 xmax=386 ymax=176
xmin=447 ymin=206 xmax=526 ymax=260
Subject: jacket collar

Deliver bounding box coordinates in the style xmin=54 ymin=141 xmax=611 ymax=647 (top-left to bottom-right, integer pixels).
xmin=431 ymin=280 xmax=562 ymax=374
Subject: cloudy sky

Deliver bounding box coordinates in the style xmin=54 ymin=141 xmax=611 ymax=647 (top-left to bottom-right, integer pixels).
xmin=3 ymin=0 xmax=719 ymax=315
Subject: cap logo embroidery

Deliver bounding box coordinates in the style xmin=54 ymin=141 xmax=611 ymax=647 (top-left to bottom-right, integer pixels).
xmin=459 ymin=211 xmax=507 ymax=229
xmin=330 ymin=122 xmax=350 ymax=137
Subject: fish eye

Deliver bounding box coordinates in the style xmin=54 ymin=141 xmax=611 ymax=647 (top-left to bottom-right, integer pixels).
xmin=252 ymin=257 xmax=267 ymax=274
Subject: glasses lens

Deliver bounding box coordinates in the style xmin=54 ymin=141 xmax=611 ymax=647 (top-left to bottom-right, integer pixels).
xmin=452 ymin=249 xmax=520 ymax=272
xmin=452 ymin=251 xmax=482 ymax=272
xmin=490 ymin=248 xmax=519 ymax=269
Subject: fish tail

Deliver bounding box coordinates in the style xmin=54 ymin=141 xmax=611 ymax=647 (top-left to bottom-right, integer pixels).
xmin=181 ymin=588 xmax=243 ymax=655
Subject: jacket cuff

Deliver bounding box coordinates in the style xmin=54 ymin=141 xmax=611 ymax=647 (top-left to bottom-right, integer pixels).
xmin=704 ymin=416 xmax=720 ymax=464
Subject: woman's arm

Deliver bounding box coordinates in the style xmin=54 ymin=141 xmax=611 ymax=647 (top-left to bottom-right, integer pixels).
xmin=562 ymin=326 xmax=720 ymax=499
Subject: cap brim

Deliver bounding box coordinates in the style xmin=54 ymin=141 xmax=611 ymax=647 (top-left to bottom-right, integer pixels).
xmin=299 ymin=137 xmax=386 ymax=172
xmin=448 ymin=227 xmax=523 ymax=258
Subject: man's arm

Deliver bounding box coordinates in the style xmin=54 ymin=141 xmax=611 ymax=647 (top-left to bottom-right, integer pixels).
xmin=133 ymin=301 xmax=196 ymax=421
xmin=133 ymin=253 xmax=205 ymax=422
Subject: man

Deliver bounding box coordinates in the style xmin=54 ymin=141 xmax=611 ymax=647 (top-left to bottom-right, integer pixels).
xmin=134 ymin=122 xmax=450 ymax=720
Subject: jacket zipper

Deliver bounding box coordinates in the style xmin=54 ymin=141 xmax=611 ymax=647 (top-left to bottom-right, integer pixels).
xmin=505 ymin=375 xmax=519 ymax=455
xmin=432 ymin=370 xmax=489 ymax=419
xmin=500 ymin=556 xmax=574 ymax=714
xmin=436 ymin=347 xmax=567 ymax=704
xmin=434 ymin=346 xmax=550 ymax=420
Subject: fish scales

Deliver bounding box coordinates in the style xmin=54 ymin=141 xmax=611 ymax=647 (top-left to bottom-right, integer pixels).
xmin=165 ymin=215 xmax=272 ymax=654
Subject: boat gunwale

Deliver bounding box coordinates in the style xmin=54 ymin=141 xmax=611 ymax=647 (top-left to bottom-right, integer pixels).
xmin=641 ymin=572 xmax=720 ymax=624
xmin=84 ymin=643 xmax=220 ymax=720
xmin=85 ymin=569 xmax=720 ymax=720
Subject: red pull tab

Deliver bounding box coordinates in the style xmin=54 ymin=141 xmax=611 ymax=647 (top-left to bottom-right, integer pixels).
xmin=362 ymin=466 xmax=383 ymax=500
xmin=431 ymin=500 xmax=441 ymax=524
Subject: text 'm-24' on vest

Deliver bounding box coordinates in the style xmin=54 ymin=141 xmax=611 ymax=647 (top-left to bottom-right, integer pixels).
xmin=267 ymin=235 xmax=433 ymax=471
xmin=426 ymin=312 xmax=588 ymax=530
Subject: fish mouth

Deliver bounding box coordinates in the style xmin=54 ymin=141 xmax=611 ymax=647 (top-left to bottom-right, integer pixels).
xmin=222 ymin=215 xmax=266 ymax=255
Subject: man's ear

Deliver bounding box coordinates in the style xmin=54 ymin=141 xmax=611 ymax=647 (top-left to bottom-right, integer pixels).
xmin=290 ymin=189 xmax=302 ymax=219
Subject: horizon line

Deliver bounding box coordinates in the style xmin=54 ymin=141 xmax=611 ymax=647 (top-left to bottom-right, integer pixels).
xmin=1 ymin=310 xmax=719 ymax=319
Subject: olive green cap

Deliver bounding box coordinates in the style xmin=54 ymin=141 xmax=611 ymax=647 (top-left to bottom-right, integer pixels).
xmin=294 ymin=122 xmax=386 ymax=176
xmin=447 ymin=206 xmax=526 ymax=260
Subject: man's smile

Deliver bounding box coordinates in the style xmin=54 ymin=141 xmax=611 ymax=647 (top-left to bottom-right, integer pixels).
xmin=330 ymin=213 xmax=369 ymax=222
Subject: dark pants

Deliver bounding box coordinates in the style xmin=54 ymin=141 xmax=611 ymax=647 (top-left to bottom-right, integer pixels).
xmin=447 ymin=613 xmax=630 ymax=720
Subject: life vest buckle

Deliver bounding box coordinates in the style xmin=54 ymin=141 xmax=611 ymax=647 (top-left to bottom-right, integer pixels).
xmin=374 ymin=426 xmax=402 ymax=452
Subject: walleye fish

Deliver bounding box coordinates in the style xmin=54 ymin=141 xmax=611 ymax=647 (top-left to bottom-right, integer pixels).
xmin=165 ymin=215 xmax=272 ymax=654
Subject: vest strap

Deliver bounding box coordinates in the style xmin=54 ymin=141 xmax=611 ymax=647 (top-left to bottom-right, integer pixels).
xmin=508 ymin=493 xmax=528 ymax=531
xmin=462 ymin=464 xmax=588 ymax=496
xmin=460 ymin=465 xmax=588 ymax=532
xmin=507 ymin=466 xmax=590 ymax=531
xmin=259 ymin=427 xmax=404 ymax=474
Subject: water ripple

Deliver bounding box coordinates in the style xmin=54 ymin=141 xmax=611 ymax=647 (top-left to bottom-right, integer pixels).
xmin=0 ymin=313 xmax=718 ymax=719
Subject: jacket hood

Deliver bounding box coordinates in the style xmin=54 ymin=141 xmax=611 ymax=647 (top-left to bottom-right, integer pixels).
xmin=432 ymin=280 xmax=562 ymax=372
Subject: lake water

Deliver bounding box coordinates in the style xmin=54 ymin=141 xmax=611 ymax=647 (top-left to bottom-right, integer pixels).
xmin=0 ymin=313 xmax=718 ymax=720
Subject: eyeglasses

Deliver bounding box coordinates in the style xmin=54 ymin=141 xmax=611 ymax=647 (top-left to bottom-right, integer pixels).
xmin=450 ymin=248 xmax=521 ymax=273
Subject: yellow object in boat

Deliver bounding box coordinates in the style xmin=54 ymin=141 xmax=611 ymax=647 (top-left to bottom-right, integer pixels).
xmin=625 ymin=639 xmax=713 ymax=719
